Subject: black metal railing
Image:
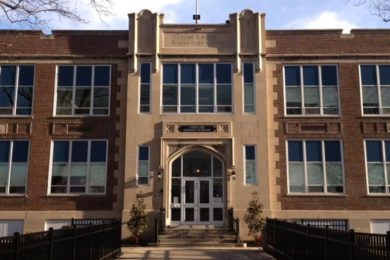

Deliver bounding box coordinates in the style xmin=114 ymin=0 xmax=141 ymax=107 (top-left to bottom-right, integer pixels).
xmin=0 ymin=220 xmax=121 ymax=260
xmin=228 ymin=207 xmax=234 ymax=232
xmin=159 ymin=208 xmax=166 ymax=233
xmin=264 ymin=218 xmax=390 ymax=260
xmin=290 ymin=219 xmax=349 ymax=231
xmin=71 ymin=218 xmax=116 ymax=227
xmin=152 ymin=208 xmax=166 ymax=244
xmin=154 ymin=218 xmax=159 ymax=243
xmin=234 ymin=218 xmax=241 ymax=243
xmin=227 ymin=207 xmax=240 ymax=243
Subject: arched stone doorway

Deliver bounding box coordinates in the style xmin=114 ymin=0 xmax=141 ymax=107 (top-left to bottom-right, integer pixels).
xmin=168 ymin=149 xmax=225 ymax=227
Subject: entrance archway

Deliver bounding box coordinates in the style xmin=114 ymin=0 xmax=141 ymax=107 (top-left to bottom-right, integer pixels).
xmin=169 ymin=150 xmax=225 ymax=226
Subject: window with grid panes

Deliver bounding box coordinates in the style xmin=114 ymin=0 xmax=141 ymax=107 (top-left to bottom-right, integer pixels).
xmin=360 ymin=65 xmax=390 ymax=115
xmin=50 ymin=140 xmax=107 ymax=194
xmin=287 ymin=140 xmax=344 ymax=193
xmin=162 ymin=63 xmax=232 ymax=113
xmin=0 ymin=65 xmax=34 ymax=115
xmin=284 ymin=65 xmax=339 ymax=115
xmin=56 ymin=65 xmax=110 ymax=116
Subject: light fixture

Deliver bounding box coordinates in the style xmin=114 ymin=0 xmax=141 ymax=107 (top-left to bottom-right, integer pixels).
xmin=231 ymin=170 xmax=236 ymax=180
xmin=157 ymin=166 xmax=164 ymax=180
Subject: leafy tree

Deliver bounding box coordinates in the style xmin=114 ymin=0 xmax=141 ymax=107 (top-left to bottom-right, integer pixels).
xmin=0 ymin=0 xmax=111 ymax=27
xmin=354 ymin=0 xmax=390 ymax=22
xmin=127 ymin=193 xmax=148 ymax=243
xmin=244 ymin=192 xmax=265 ymax=241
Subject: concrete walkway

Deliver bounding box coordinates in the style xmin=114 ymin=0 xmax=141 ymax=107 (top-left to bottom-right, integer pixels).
xmin=117 ymin=247 xmax=276 ymax=260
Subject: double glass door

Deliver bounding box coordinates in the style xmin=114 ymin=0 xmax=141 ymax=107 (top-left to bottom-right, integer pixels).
xmin=184 ymin=178 xmax=212 ymax=223
xmin=170 ymin=150 xmax=224 ymax=226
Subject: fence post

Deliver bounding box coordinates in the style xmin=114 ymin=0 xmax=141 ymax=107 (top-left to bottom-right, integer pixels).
xmin=386 ymin=231 xmax=390 ymax=260
xmin=273 ymin=218 xmax=276 ymax=247
xmin=154 ymin=218 xmax=159 ymax=243
xmin=306 ymin=224 xmax=310 ymax=260
xmin=349 ymin=229 xmax=355 ymax=260
xmin=235 ymin=218 xmax=240 ymax=243
xmin=72 ymin=226 xmax=77 ymax=260
xmin=13 ymin=232 xmax=20 ymax=260
xmin=324 ymin=226 xmax=328 ymax=260
xmin=292 ymin=222 xmax=296 ymax=259
xmin=48 ymin=228 xmax=54 ymax=260
xmin=89 ymin=225 xmax=93 ymax=260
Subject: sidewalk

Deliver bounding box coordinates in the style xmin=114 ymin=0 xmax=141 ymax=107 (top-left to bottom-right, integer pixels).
xmin=117 ymin=247 xmax=276 ymax=260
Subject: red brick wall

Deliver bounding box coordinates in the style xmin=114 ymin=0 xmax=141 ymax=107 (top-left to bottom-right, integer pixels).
xmin=0 ymin=31 xmax=126 ymax=211
xmin=0 ymin=31 xmax=128 ymax=57
xmin=266 ymin=30 xmax=390 ymax=55
xmin=268 ymin=30 xmax=390 ymax=210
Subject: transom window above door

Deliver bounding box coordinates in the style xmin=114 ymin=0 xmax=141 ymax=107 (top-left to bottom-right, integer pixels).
xmin=162 ymin=63 xmax=232 ymax=113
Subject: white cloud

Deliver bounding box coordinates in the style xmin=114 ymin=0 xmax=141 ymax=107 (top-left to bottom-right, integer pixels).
xmin=286 ymin=11 xmax=357 ymax=33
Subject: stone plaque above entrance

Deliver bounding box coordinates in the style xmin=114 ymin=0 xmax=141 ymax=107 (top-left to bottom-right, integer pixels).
xmin=178 ymin=125 xmax=216 ymax=133
xmin=162 ymin=122 xmax=232 ymax=138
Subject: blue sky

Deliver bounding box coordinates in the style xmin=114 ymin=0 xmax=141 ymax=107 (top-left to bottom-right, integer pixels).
xmin=2 ymin=0 xmax=389 ymax=32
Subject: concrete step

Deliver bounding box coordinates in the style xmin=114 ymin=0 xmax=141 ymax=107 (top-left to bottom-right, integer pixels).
xmin=117 ymin=247 xmax=276 ymax=260
xmin=157 ymin=228 xmax=239 ymax=248
xmin=159 ymin=233 xmax=236 ymax=239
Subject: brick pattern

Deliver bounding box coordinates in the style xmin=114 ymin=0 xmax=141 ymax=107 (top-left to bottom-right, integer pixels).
xmin=0 ymin=31 xmax=126 ymax=211
xmin=266 ymin=30 xmax=390 ymax=55
xmin=269 ymin=30 xmax=390 ymax=210
xmin=0 ymin=31 xmax=128 ymax=57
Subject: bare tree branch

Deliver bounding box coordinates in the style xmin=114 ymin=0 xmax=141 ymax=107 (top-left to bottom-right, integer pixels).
xmin=352 ymin=0 xmax=390 ymax=22
xmin=0 ymin=0 xmax=112 ymax=27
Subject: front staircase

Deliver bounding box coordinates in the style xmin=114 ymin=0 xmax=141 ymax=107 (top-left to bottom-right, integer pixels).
xmin=155 ymin=227 xmax=241 ymax=247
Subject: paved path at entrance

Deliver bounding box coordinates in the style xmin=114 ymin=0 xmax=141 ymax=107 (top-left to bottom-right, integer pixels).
xmin=117 ymin=247 xmax=276 ymax=260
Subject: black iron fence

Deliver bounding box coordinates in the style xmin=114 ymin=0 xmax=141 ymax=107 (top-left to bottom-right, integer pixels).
xmin=0 ymin=219 xmax=121 ymax=260
xmin=289 ymin=219 xmax=349 ymax=231
xmin=264 ymin=218 xmax=390 ymax=260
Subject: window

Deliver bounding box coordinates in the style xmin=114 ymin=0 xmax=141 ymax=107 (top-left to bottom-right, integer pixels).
xmin=0 ymin=220 xmax=23 ymax=237
xmin=0 ymin=65 xmax=34 ymax=115
xmin=56 ymin=65 xmax=110 ymax=116
xmin=140 ymin=63 xmax=151 ymax=113
xmin=162 ymin=63 xmax=232 ymax=113
xmin=138 ymin=146 xmax=150 ymax=185
xmin=245 ymin=145 xmax=257 ymax=185
xmin=50 ymin=140 xmax=107 ymax=194
xmin=284 ymin=65 xmax=339 ymax=115
xmin=287 ymin=140 xmax=344 ymax=193
xmin=0 ymin=141 xmax=29 ymax=194
xmin=371 ymin=220 xmax=390 ymax=234
xmin=360 ymin=65 xmax=390 ymax=115
xmin=243 ymin=63 xmax=255 ymax=113
xmin=365 ymin=140 xmax=390 ymax=194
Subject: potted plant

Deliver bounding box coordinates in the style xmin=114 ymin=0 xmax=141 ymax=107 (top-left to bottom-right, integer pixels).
xmin=127 ymin=193 xmax=148 ymax=245
xmin=244 ymin=192 xmax=265 ymax=246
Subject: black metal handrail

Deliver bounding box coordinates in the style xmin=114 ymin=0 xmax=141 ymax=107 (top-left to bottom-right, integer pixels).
xmin=235 ymin=218 xmax=241 ymax=243
xmin=228 ymin=207 xmax=234 ymax=232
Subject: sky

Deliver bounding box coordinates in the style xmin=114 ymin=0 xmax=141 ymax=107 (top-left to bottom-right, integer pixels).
xmin=1 ymin=0 xmax=390 ymax=32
